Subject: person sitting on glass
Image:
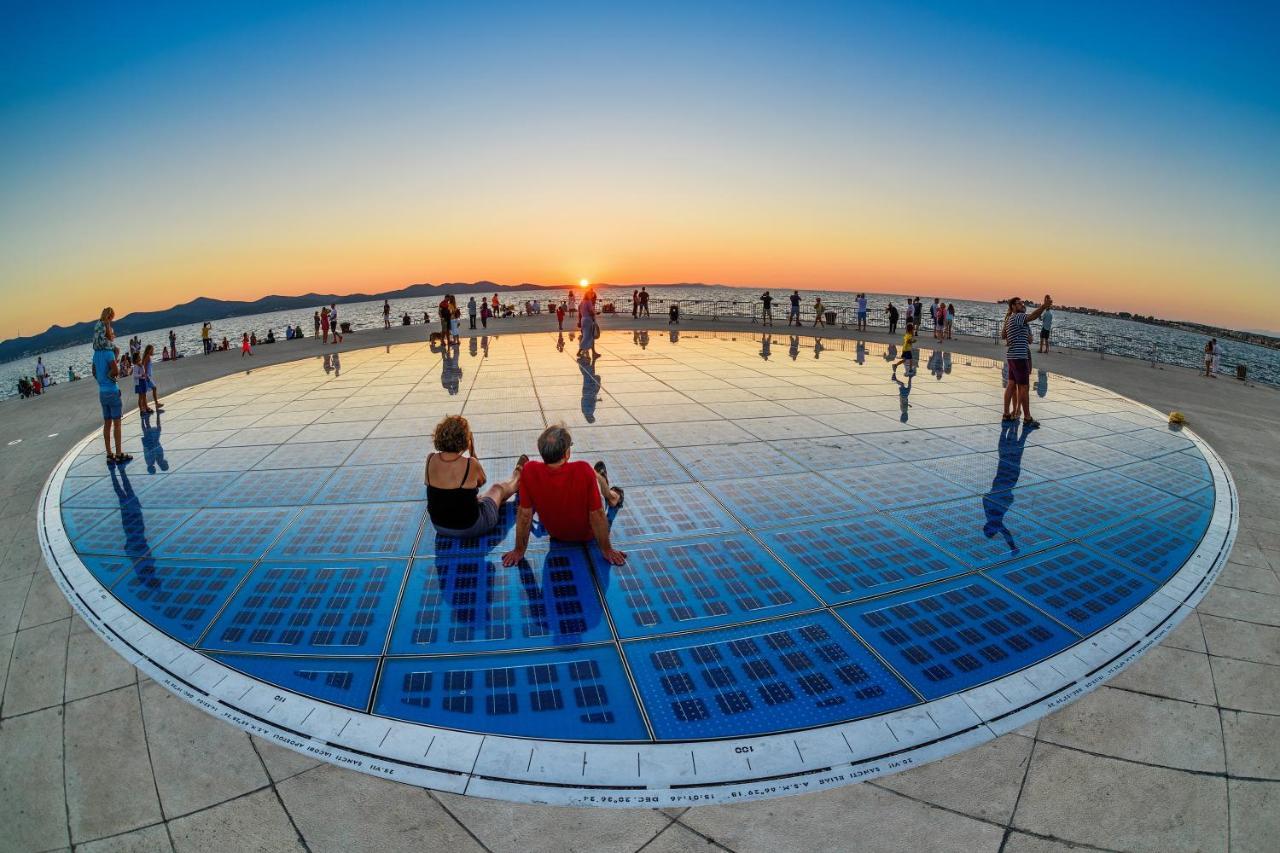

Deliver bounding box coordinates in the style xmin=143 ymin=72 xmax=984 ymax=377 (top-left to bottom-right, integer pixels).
xmin=425 ymin=415 xmax=527 ymax=538
xmin=502 ymin=424 xmax=626 ymax=567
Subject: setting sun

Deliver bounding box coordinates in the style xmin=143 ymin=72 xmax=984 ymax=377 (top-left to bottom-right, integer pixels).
xmin=578 ymin=278 xmax=590 ymax=288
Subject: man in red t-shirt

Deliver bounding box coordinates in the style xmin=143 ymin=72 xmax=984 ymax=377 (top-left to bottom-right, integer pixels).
xmin=502 ymin=425 xmax=626 ymax=566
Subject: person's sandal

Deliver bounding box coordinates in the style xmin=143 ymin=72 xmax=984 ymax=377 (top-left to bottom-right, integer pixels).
xmin=1022 ymin=419 xmax=1040 ymax=429
xmin=514 ymin=454 xmax=529 ymax=475
xmin=116 ymin=452 xmax=134 ymax=463
xmin=611 ymin=487 xmax=624 ymax=508
xmin=594 ymin=461 xmax=609 ymax=481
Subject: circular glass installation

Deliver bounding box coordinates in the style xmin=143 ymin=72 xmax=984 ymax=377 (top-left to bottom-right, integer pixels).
xmin=39 ymin=331 xmax=1235 ymax=805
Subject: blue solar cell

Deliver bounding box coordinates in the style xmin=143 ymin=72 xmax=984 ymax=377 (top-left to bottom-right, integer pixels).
xmin=387 ymin=547 xmax=610 ymax=654
xmin=1114 ymin=460 xmax=1209 ymax=501
xmin=601 ymin=535 xmax=817 ymax=638
xmin=416 ymin=500 xmax=546 ymax=557
xmin=270 ymin=502 xmax=425 ymax=559
xmin=78 ymin=555 xmax=142 ymax=585
xmin=1187 ymin=484 xmax=1215 ymax=508
xmin=1041 ymin=439 xmax=1138 ymax=469
xmin=254 ymin=440 xmax=361 ymax=470
xmin=1059 ymin=470 xmax=1177 ymax=515
xmin=1012 ymin=446 xmax=1099 ymax=479
xmin=316 ymin=463 xmax=427 ymax=504
xmin=773 ymin=436 xmax=897 ymax=470
xmin=1093 ymin=429 xmax=1187 ymax=460
xmin=209 ymin=653 xmax=379 ymax=711
xmin=133 ymin=471 xmax=243 ymax=507
xmin=840 ymin=576 xmax=1075 ymax=698
xmin=714 ymin=472 xmax=861 ymax=530
xmin=154 ymin=507 xmax=297 ymax=559
xmin=824 ymin=461 xmax=971 ymax=509
xmin=892 ymin=495 xmax=1064 ymax=569
xmin=1002 ymin=481 xmax=1125 ymax=540
xmin=669 ymin=442 xmax=805 ymax=481
xmin=861 ymin=431 xmax=969 ymax=462
xmin=201 ymin=560 xmax=407 ymax=654
xmin=761 ymin=515 xmax=969 ymax=604
xmin=986 ymin=545 xmax=1156 ymax=635
xmin=1146 ymin=498 xmax=1212 ymax=536
xmin=927 ymin=452 xmax=1048 ymax=496
xmin=73 ymin=507 xmax=194 ymax=557
xmin=624 ymin=612 xmax=916 ymax=739
xmin=375 ymin=648 xmax=648 ymax=740
xmin=1152 ymin=449 xmax=1213 ymax=482
xmin=60 ymin=506 xmax=113 ymax=541
xmin=211 ymin=468 xmax=329 ymax=507
xmin=114 ymin=559 xmax=255 ymax=643
xmin=606 ymin=483 xmax=742 ymax=543
xmin=63 ymin=474 xmax=159 ymax=508
xmin=1084 ymin=518 xmax=1199 ymax=581
xmin=341 ymin=436 xmax=429 ymax=468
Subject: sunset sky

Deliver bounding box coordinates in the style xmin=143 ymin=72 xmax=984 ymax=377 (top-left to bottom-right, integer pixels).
xmin=2 ymin=1 xmax=1277 ymax=339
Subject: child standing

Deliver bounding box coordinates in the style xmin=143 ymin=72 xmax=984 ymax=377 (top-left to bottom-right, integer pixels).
xmin=241 ymin=332 xmax=253 ymax=357
xmin=97 ymin=347 xmax=130 ymax=463
xmin=891 ymin=322 xmax=916 ymax=377
xmin=556 ymin=302 xmax=566 ymax=330
xmin=141 ymin=344 xmax=162 ymax=413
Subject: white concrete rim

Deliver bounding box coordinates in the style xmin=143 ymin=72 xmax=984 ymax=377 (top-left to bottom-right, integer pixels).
xmin=37 ymin=355 xmax=1237 ymax=807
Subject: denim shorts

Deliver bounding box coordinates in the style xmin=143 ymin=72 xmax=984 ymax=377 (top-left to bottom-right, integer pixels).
xmin=99 ymin=389 xmax=122 ymax=421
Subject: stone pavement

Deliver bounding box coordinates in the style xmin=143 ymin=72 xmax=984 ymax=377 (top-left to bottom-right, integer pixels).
xmin=1 ymin=315 xmax=1277 ymax=852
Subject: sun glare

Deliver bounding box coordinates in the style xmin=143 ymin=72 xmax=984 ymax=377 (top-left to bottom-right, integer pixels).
xmin=579 ymin=278 xmax=590 ymax=288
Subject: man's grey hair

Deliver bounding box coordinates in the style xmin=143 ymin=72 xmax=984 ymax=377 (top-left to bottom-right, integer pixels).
xmin=537 ymin=424 xmax=573 ymax=464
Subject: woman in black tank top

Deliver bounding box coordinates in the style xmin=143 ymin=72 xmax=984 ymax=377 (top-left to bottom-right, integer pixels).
xmin=425 ymin=415 xmax=527 ymax=537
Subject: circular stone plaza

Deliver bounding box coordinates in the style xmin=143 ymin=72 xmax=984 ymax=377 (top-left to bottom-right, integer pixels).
xmin=2 ymin=316 xmax=1277 ymax=852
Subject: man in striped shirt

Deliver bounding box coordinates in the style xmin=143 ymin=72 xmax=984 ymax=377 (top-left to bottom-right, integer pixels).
xmin=1002 ymin=294 xmax=1053 ymax=428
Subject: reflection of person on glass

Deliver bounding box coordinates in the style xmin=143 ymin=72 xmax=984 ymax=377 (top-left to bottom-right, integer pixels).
xmin=983 ymin=422 xmax=1030 ymax=554
xmin=109 ymin=465 xmax=150 ymax=560
xmin=1036 ymin=369 xmax=1048 ymax=398
xmin=579 ymin=359 xmax=599 ymax=424
xmin=813 ymin=337 xmax=823 ymax=359
xmin=856 ymin=340 xmax=865 ymax=365
xmin=141 ymin=413 xmax=168 ymax=474
xmin=788 ymin=336 xmax=799 ymax=361
xmin=433 ymin=339 xmax=461 ymax=394
xmin=516 ymin=551 xmax=607 ymax=641
xmin=892 ymin=372 xmax=913 ymax=422
xmin=760 ymin=334 xmax=771 ymax=361
xmin=557 ymin=332 xmax=566 ymax=353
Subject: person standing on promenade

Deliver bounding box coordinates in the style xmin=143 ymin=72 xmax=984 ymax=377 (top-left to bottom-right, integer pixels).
xmin=320 ymin=307 xmax=330 ymax=344
xmin=329 ymin=304 xmax=344 ymax=343
xmin=640 ymin=287 xmax=650 ymax=317
xmin=492 ymin=293 xmax=500 ymax=316
xmin=812 ymin=296 xmax=826 ymax=327
xmin=932 ymin=298 xmax=943 ymax=340
xmin=1038 ymin=304 xmax=1053 ymax=352
xmin=201 ymin=321 xmax=211 ymax=354
xmin=556 ymin=302 xmax=566 ymax=330
xmin=313 ymin=311 xmax=321 ymax=339
xmin=438 ymin=296 xmax=451 ymax=339
xmin=96 ymin=346 xmax=129 ymax=463
xmin=856 ymin=293 xmax=868 ymax=331
xmin=450 ymin=302 xmax=461 ymax=344
xmin=632 ymin=289 xmax=639 ymax=318
xmin=468 ymin=296 xmax=477 ymax=330
xmin=1002 ymin=294 xmax=1052 ymax=427
xmin=579 ymin=290 xmax=600 ymax=359
xmin=1211 ymin=338 xmax=1221 ymax=377
xmin=946 ymin=303 xmax=955 ymax=339
xmin=241 ymin=332 xmax=253 ymax=357
xmin=887 ymin=301 xmax=899 ymax=334
xmin=891 ymin=321 xmax=916 ymax=378
xmin=35 ymin=357 xmax=49 ymax=388
xmin=788 ymin=290 xmax=801 ymax=326
xmin=383 ymin=299 xmax=392 ymax=329
xmin=92 ymin=307 xmax=117 ymax=381
xmin=761 ymin=290 xmax=774 ymax=325
xmin=501 ymin=425 xmax=626 ymax=568
xmin=168 ymin=329 xmax=177 ymax=357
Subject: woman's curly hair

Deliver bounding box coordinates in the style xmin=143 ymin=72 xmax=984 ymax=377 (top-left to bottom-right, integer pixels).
xmin=432 ymin=415 xmax=471 ymax=453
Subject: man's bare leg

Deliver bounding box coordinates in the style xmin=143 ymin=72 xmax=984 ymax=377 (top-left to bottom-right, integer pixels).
xmin=482 ymin=455 xmax=527 ymax=505
xmin=594 ymin=466 xmax=622 ymax=507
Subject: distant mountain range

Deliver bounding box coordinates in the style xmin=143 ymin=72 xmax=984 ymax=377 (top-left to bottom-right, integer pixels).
xmin=0 ymin=281 xmax=568 ymax=362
